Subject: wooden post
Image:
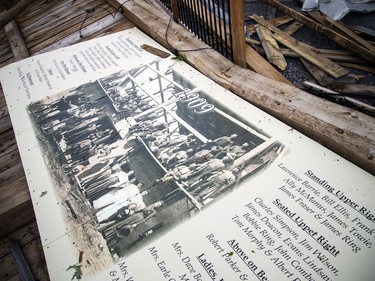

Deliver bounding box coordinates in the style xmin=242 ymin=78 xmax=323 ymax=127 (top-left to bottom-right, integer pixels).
xmin=170 ymin=0 xmax=180 ymax=22
xmin=229 ymin=0 xmax=246 ymax=68
xmin=4 ymin=20 xmax=30 ymax=61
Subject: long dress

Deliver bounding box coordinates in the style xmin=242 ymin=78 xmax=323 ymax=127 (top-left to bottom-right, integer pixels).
xmin=93 ymin=184 xmax=145 ymax=223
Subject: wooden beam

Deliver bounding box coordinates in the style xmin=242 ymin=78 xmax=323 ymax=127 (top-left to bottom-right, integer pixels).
xmin=107 ymin=0 xmax=375 ymax=174
xmin=229 ymin=0 xmax=246 ymax=67
xmin=0 ymin=0 xmax=37 ymax=30
xmin=263 ymin=0 xmax=375 ymax=63
xmin=252 ymin=15 xmax=349 ymax=78
xmin=4 ymin=20 xmax=29 ymax=60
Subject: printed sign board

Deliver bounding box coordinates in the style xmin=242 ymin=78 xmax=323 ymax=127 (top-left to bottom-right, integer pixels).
xmin=1 ymin=28 xmax=374 ymax=281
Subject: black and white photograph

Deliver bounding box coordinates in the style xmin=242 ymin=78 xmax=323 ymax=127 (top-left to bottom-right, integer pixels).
xmin=27 ymin=60 xmax=285 ymax=260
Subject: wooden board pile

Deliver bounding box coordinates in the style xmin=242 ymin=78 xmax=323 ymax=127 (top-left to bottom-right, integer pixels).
xmin=244 ymin=0 xmax=375 ymax=116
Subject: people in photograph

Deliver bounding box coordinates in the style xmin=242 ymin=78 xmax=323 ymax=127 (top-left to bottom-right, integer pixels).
xmin=93 ymin=183 xmax=147 ymax=223
xmin=115 ymin=200 xmax=164 ymax=238
xmin=192 ymin=168 xmax=239 ymax=201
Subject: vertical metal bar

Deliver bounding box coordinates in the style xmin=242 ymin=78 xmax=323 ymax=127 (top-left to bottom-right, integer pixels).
xmin=179 ymin=0 xmax=191 ymax=28
xmin=216 ymin=0 xmax=224 ymax=56
xmin=221 ymin=0 xmax=229 ymax=58
xmin=211 ymin=0 xmax=221 ymax=55
xmin=198 ymin=0 xmax=209 ymax=45
xmin=227 ymin=0 xmax=233 ymax=59
xmin=207 ymin=0 xmax=216 ymax=47
xmin=192 ymin=0 xmax=202 ymax=39
xmin=171 ymin=0 xmax=180 ymax=22
xmin=202 ymin=0 xmax=211 ymax=45
xmin=187 ymin=0 xmax=197 ymax=36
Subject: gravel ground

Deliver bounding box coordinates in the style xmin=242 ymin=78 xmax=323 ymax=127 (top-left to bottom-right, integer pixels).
xmin=243 ymin=0 xmax=375 ymax=117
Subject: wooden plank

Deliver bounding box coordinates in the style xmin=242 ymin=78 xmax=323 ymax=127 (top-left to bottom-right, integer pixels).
xmin=255 ymin=24 xmax=287 ymax=70
xmin=300 ymin=58 xmax=334 ymax=87
xmin=32 ymin=12 xmax=131 ymax=55
xmin=247 ymin=15 xmax=292 ymax=33
xmin=278 ymin=48 xmax=367 ymax=63
xmin=0 ymin=239 xmax=48 ymax=281
xmin=19 ymin=0 xmax=94 ymax=35
xmin=328 ymin=84 xmax=375 ymax=98
xmin=0 ymin=189 xmax=34 ymax=238
xmin=245 ymin=45 xmax=292 ymax=85
xmin=21 ymin=239 xmax=49 ymax=281
xmin=337 ymin=62 xmax=375 ymax=74
xmin=263 ymin=0 xmax=375 ymax=63
xmin=26 ymin=4 xmax=114 ymax=52
xmin=10 ymin=240 xmax=35 ymax=281
xmin=308 ymin=10 xmax=375 ymax=54
xmin=4 ymin=20 xmax=29 ymax=61
xmin=0 ymin=0 xmax=37 ymax=30
xmin=229 ymin=0 xmax=246 ymax=67
xmin=252 ymin=15 xmax=349 ymax=78
xmin=0 ymin=222 xmax=40 ymax=259
xmin=283 ymin=21 xmax=303 ymax=36
xmin=0 ymin=252 xmax=18 ymax=280
xmin=303 ymin=81 xmax=375 ymax=112
xmin=107 ymin=0 xmax=375 ymax=174
xmin=0 ymin=143 xmax=20 ymax=175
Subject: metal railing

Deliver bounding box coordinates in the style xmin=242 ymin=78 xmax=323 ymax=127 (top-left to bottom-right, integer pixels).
xmin=156 ymin=0 xmax=246 ymax=65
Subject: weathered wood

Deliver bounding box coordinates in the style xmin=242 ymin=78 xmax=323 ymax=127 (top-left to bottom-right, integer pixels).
xmin=26 ymin=3 xmax=116 ymax=52
xmin=245 ymin=45 xmax=292 ymax=85
xmin=21 ymin=239 xmax=49 ymax=281
xmin=33 ymin=12 xmax=130 ymax=55
xmin=308 ymin=10 xmax=375 ymax=54
xmin=0 ymin=0 xmax=37 ymax=30
xmin=283 ymin=20 xmax=303 ymax=36
xmin=337 ymin=62 xmax=375 ymax=74
xmin=0 ymin=193 xmax=34 ymax=238
xmin=0 ymin=239 xmax=48 ymax=281
xmin=0 ymin=252 xmax=18 ymax=280
xmin=229 ymin=0 xmax=246 ymax=67
xmin=0 ymin=142 xmax=20 ymax=175
xmin=255 ymin=24 xmax=287 ymax=70
xmin=300 ymin=58 xmax=335 ymax=87
xmin=252 ymin=15 xmax=349 ymax=78
xmin=0 ymin=222 xmax=40 ymax=259
xmin=263 ymin=0 xmax=375 ymax=63
xmin=303 ymin=81 xmax=375 ymax=112
xmin=328 ymin=84 xmax=375 ymax=98
xmin=4 ymin=20 xmax=29 ymax=61
xmin=107 ymin=0 xmax=375 ymax=174
xmin=10 ymin=240 xmax=35 ymax=281
xmin=247 ymin=15 xmax=292 ymax=33
xmin=278 ymin=48 xmax=367 ymax=63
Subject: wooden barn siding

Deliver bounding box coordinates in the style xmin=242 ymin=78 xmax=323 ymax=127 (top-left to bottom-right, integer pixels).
xmin=0 ymin=0 xmax=134 ymax=279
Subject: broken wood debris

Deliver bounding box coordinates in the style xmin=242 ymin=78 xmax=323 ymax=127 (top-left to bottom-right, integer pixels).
xmin=252 ymin=14 xmax=350 ymax=78
xmin=244 ymin=1 xmax=374 ymax=121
